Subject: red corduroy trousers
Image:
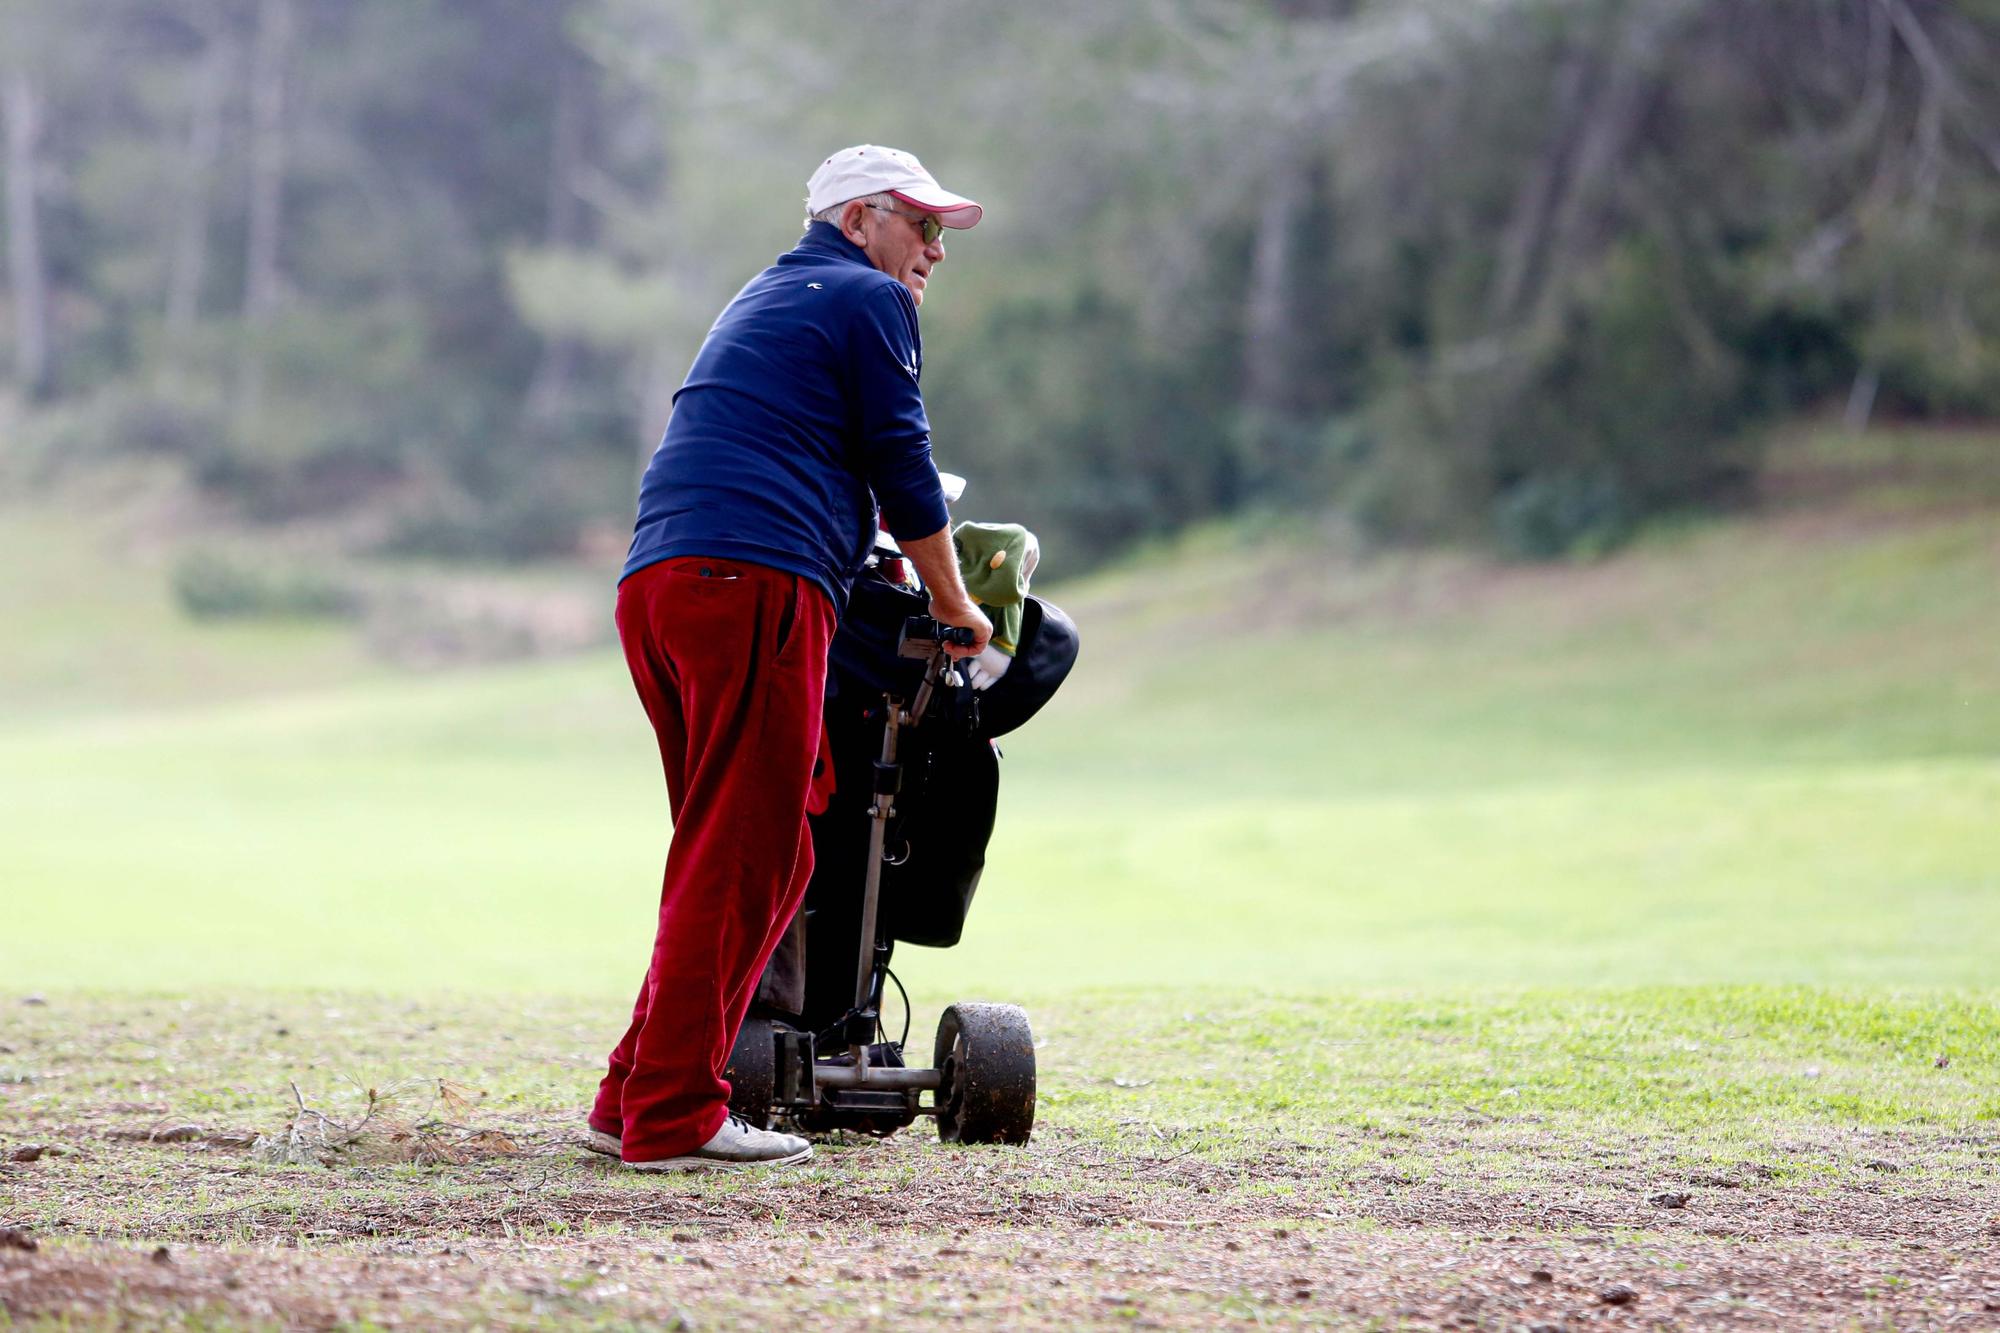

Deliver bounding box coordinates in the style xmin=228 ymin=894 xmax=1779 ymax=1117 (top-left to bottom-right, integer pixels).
xmin=590 ymin=555 xmax=835 ymax=1162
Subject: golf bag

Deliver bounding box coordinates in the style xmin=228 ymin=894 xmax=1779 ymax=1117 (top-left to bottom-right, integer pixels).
xmin=754 ymin=566 xmax=1080 ymax=1036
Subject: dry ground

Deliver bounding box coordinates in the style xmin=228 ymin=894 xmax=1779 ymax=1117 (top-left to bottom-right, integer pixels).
xmin=4 ymin=991 xmax=1999 ymax=1329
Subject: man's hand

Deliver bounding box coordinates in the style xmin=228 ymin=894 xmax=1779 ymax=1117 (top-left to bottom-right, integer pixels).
xmin=897 ymin=525 xmax=992 ymax=658
xmin=928 ymin=594 xmax=993 ymax=659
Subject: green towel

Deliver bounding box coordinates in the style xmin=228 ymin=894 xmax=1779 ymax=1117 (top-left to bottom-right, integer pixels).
xmin=953 ymin=521 xmax=1036 ymax=655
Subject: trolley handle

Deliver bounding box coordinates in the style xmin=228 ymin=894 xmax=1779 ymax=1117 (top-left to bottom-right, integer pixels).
xmin=898 ymin=616 xmax=977 ymax=657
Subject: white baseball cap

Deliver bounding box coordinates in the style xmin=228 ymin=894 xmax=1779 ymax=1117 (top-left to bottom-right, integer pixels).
xmin=807 ymin=145 xmax=983 ymax=229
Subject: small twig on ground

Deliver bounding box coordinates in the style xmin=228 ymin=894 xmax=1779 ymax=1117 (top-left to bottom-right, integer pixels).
xmin=1132 ymin=1147 xmax=1200 ymax=1174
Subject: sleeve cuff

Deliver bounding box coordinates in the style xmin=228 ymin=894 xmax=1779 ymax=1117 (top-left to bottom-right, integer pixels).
xmin=878 ymin=478 xmax=950 ymax=540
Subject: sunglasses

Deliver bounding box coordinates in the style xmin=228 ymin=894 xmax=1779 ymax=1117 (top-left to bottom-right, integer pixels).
xmin=867 ymin=202 xmax=944 ymax=246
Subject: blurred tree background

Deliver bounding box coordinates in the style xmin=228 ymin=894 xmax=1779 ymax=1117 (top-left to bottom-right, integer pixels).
xmin=2 ymin=0 xmax=1996 ymax=573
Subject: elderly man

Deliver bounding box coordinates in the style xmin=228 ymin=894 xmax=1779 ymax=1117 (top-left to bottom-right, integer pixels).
xmin=587 ymin=146 xmax=993 ymax=1172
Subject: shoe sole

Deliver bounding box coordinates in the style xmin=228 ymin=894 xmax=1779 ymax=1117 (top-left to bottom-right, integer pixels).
xmin=583 ymin=1129 xmax=622 ymax=1158
xmin=625 ymin=1145 xmax=813 ymax=1173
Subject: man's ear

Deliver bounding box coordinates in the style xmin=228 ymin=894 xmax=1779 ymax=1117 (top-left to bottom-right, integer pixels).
xmin=841 ymin=200 xmax=869 ymax=245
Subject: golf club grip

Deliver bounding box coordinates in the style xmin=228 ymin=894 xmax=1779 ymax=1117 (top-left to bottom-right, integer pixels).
xmin=901 ymin=615 xmax=979 ymax=651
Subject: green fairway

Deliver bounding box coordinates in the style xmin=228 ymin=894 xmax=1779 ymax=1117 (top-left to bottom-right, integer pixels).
xmin=3 ymin=430 xmax=1996 ymax=997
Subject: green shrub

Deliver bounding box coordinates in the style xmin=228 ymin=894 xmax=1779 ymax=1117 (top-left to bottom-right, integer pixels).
xmin=378 ymin=484 xmax=593 ymax=564
xmin=1492 ymin=470 xmax=1632 ymax=560
xmin=170 ymin=550 xmax=360 ymax=622
xmin=5 ymin=385 xmax=227 ymax=480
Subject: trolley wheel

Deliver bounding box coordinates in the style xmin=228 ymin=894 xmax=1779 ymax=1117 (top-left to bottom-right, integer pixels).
xmin=933 ymin=1002 xmax=1036 ymax=1145
xmin=724 ymin=1018 xmax=776 ymax=1130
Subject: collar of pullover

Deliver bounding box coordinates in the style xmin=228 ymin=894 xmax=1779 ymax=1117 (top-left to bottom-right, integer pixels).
xmin=793 ymin=220 xmax=875 ymax=267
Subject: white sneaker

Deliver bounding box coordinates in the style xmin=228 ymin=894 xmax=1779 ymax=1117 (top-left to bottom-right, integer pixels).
xmin=625 ymin=1115 xmax=812 ymax=1173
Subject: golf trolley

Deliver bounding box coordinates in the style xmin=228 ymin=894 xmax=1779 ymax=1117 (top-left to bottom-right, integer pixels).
xmin=724 ymin=563 xmax=1078 ymax=1145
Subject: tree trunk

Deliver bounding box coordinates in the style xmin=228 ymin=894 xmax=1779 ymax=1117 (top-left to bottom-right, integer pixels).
xmin=525 ymin=48 xmax=590 ymax=426
xmin=240 ymin=0 xmax=292 ymax=416
xmin=1488 ymin=54 xmax=1592 ymax=327
xmin=166 ymin=32 xmax=231 ymax=355
xmin=1876 ymin=0 xmax=2000 ymax=178
xmin=2 ymin=72 xmax=50 ymax=399
xmin=1541 ymin=36 xmax=1662 ymax=272
xmin=1241 ymin=144 xmax=1306 ymax=422
xmin=244 ymin=0 xmax=291 ymax=323
xmin=1489 ymin=2 xmax=1687 ymax=330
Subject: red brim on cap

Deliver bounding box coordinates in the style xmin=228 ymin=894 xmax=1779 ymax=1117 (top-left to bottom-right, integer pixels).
xmin=889 ymin=189 xmax=983 ymax=229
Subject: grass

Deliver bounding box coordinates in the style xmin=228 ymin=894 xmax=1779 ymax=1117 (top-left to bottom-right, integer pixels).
xmin=0 ymin=465 xmax=388 ymax=725
xmin=1 ymin=428 xmax=1996 ymax=996
xmin=1 ymin=422 xmax=1996 ymax=1326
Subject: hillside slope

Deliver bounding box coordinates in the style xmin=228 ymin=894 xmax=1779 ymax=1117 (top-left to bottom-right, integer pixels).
xmin=2 ymin=426 xmax=1995 ymax=994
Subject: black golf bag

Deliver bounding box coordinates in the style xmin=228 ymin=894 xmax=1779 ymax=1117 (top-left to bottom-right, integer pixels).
xmin=753 ymin=566 xmax=1080 ymax=1038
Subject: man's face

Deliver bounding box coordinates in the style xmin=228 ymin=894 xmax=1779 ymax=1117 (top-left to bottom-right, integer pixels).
xmin=847 ymin=200 xmax=946 ymax=306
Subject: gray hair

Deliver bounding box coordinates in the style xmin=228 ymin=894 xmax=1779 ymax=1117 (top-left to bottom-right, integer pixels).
xmin=808 ymin=191 xmax=894 ymax=229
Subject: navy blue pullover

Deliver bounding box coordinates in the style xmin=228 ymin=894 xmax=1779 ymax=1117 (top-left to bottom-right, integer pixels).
xmin=622 ymin=222 xmax=950 ymax=610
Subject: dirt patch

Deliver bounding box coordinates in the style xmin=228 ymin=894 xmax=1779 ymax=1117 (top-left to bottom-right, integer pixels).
xmin=8 ymin=991 xmax=1999 ymax=1327
xmin=6 ymin=1215 xmax=1999 ymax=1330
xmin=14 ymin=1112 xmax=1987 ymax=1248
xmin=6 ymin=1116 xmax=1999 ymax=1328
